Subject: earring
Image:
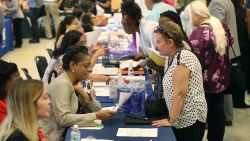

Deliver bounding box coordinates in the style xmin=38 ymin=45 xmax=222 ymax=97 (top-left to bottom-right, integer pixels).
xmin=72 ymin=69 xmax=75 ymax=72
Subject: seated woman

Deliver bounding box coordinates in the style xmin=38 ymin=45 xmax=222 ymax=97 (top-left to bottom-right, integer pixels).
xmin=39 ymin=45 xmax=116 ymax=141
xmin=152 ymin=21 xmax=207 ymax=141
xmin=43 ymin=30 xmax=110 ymax=85
xmin=0 ymin=80 xmax=51 ymax=141
xmin=73 ymin=8 xmax=94 ymax=32
xmin=55 ymin=15 xmax=79 ymax=50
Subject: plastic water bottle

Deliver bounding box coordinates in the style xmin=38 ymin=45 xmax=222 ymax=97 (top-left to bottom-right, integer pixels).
xmin=128 ymin=62 xmax=134 ymax=76
xmin=71 ymin=125 xmax=80 ymax=141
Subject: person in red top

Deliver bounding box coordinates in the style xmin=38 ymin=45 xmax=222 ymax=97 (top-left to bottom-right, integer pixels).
xmin=0 ymin=60 xmax=48 ymax=141
xmin=0 ymin=60 xmax=21 ymax=123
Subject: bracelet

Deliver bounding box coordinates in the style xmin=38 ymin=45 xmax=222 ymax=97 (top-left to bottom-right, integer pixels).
xmin=167 ymin=117 xmax=176 ymax=125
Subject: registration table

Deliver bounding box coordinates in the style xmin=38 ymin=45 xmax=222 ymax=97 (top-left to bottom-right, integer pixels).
xmin=0 ymin=18 xmax=13 ymax=57
xmin=64 ymin=71 xmax=176 ymax=141
xmin=64 ymin=104 xmax=176 ymax=141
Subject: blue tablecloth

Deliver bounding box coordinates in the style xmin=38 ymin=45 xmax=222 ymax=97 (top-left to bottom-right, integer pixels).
xmin=0 ymin=18 xmax=13 ymax=57
xmin=65 ymin=69 xmax=176 ymax=141
xmin=96 ymin=96 xmax=114 ymax=103
xmin=64 ymin=106 xmax=176 ymax=141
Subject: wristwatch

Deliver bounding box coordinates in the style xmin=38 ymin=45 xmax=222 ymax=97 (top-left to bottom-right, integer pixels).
xmin=168 ymin=117 xmax=176 ymax=125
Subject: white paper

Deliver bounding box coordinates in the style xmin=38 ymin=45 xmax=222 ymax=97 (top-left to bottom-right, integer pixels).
xmin=95 ymin=87 xmax=110 ymax=96
xmin=86 ymin=30 xmax=101 ymax=46
xmin=111 ymin=75 xmax=145 ymax=81
xmin=93 ymin=82 xmax=107 ymax=87
xmin=117 ymin=92 xmax=132 ymax=109
xmin=119 ymin=60 xmax=140 ymax=69
xmin=78 ymin=126 xmax=103 ymax=130
xmin=116 ymin=128 xmax=158 ymax=137
xmin=92 ymin=66 xmax=118 ymax=75
xmin=101 ymin=106 xmax=118 ymax=112
xmin=96 ymin=5 xmax=105 ymax=15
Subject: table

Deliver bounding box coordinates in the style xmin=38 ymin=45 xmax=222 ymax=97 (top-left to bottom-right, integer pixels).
xmin=0 ymin=18 xmax=13 ymax=57
xmin=64 ymin=104 xmax=176 ymax=141
xmin=65 ymin=70 xmax=176 ymax=141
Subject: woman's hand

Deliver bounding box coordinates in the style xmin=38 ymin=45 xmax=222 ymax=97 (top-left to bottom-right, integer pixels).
xmin=91 ymin=43 xmax=102 ymax=52
xmin=152 ymin=119 xmax=173 ymax=127
xmin=95 ymin=110 xmax=117 ymax=120
xmin=95 ymin=47 xmax=108 ymax=57
xmin=133 ymin=53 xmax=145 ymax=61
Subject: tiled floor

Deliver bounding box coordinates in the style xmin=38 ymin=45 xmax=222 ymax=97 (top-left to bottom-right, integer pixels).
xmin=1 ymin=39 xmax=250 ymax=141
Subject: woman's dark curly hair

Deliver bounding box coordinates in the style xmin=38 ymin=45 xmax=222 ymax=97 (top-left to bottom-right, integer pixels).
xmin=121 ymin=0 xmax=142 ymax=24
xmin=53 ymin=30 xmax=83 ymax=59
xmin=0 ymin=60 xmax=18 ymax=99
xmin=62 ymin=43 xmax=89 ymax=70
xmin=55 ymin=15 xmax=77 ymax=48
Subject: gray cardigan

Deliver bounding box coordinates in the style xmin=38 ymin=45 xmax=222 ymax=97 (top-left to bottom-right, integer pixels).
xmin=39 ymin=72 xmax=101 ymax=141
xmin=5 ymin=0 xmax=24 ymax=19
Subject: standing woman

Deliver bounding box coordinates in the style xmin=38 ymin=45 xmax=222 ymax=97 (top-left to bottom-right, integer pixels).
xmin=5 ymin=0 xmax=24 ymax=48
xmin=153 ymin=21 xmax=207 ymax=141
xmin=187 ymin=1 xmax=233 ymax=140
xmin=0 ymin=80 xmax=51 ymax=141
xmin=231 ymin=0 xmax=250 ymax=107
xmin=28 ymin=0 xmax=43 ymax=43
xmin=152 ymin=21 xmax=207 ymax=141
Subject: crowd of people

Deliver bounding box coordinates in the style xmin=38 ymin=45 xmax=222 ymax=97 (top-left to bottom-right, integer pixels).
xmin=1 ymin=0 xmax=250 ymax=141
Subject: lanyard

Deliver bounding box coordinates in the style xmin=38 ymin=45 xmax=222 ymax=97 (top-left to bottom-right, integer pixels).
xmin=163 ymin=49 xmax=183 ymax=76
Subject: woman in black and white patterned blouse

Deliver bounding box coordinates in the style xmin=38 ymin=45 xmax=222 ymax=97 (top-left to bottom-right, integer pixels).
xmin=152 ymin=21 xmax=207 ymax=141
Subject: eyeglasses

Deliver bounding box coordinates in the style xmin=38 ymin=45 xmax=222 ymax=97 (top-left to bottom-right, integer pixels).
xmin=154 ymin=25 xmax=173 ymax=39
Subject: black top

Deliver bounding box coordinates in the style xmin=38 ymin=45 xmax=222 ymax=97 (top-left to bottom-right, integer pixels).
xmin=97 ymin=0 xmax=112 ymax=14
xmin=6 ymin=129 xmax=29 ymax=141
xmin=60 ymin=0 xmax=78 ymax=10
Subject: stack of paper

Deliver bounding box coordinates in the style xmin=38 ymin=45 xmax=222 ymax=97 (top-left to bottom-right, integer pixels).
xmin=119 ymin=60 xmax=140 ymax=69
xmin=92 ymin=64 xmax=118 ymax=75
xmin=116 ymin=128 xmax=158 ymax=137
xmin=85 ymin=30 xmax=101 ymax=46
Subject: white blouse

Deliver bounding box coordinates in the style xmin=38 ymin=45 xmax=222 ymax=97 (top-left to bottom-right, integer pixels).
xmin=163 ymin=49 xmax=207 ymax=129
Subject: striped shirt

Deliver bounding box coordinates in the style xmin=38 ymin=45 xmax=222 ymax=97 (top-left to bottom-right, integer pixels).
xmin=138 ymin=19 xmax=158 ymax=66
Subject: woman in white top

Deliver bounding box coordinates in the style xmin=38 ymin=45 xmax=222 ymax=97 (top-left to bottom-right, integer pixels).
xmin=152 ymin=21 xmax=207 ymax=141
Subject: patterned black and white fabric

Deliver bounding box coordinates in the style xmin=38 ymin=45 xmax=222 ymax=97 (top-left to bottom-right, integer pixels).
xmin=163 ymin=49 xmax=207 ymax=129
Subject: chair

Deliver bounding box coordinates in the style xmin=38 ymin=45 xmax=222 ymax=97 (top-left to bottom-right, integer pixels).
xmin=34 ymin=56 xmax=48 ymax=80
xmin=48 ymin=69 xmax=58 ymax=84
xmin=21 ymin=68 xmax=32 ymax=80
xmin=46 ymin=48 xmax=53 ymax=58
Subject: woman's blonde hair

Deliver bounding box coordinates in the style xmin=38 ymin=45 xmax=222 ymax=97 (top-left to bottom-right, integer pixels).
xmin=0 ymin=80 xmax=44 ymax=141
xmin=189 ymin=0 xmax=227 ymax=56
xmin=155 ymin=21 xmax=185 ymax=49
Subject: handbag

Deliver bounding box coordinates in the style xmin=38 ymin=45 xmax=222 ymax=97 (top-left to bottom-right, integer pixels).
xmin=230 ymin=46 xmax=247 ymax=92
xmin=38 ymin=5 xmax=46 ymax=18
xmin=144 ymin=95 xmax=168 ymax=118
